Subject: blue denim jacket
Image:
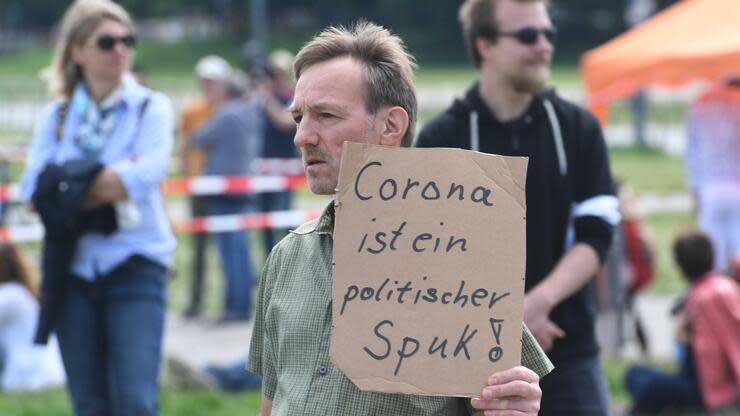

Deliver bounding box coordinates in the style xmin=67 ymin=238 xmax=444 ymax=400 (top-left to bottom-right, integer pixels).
xmin=20 ymin=75 xmax=176 ymax=280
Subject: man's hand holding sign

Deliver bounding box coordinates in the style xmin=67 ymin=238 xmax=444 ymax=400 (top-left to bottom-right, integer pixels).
xmin=332 ymin=142 xmax=538 ymax=408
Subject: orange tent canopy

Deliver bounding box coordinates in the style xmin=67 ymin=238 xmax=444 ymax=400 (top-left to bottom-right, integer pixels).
xmin=580 ymin=0 xmax=740 ymax=123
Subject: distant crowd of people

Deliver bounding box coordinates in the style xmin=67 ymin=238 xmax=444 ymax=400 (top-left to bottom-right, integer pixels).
xmin=2 ymin=0 xmax=738 ymax=416
xmin=179 ymin=49 xmax=297 ymax=323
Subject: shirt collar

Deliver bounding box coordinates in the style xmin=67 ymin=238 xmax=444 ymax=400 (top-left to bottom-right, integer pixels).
xmin=466 ymin=82 xmax=550 ymax=124
xmin=99 ymin=84 xmax=124 ymax=111
xmin=119 ymin=73 xmax=150 ymax=108
xmin=315 ymin=201 xmax=335 ymax=235
xmin=70 ymin=73 xmax=147 ymax=115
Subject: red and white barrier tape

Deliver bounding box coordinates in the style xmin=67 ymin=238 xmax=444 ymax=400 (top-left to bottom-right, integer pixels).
xmin=0 ymin=209 xmax=322 ymax=242
xmin=0 ymin=183 xmax=21 ymax=202
xmin=252 ymin=158 xmax=305 ymax=176
xmin=0 ymin=173 xmax=307 ymax=202
xmin=175 ymin=209 xmax=321 ymax=233
xmin=162 ymin=174 xmax=307 ymax=196
xmin=0 ymin=223 xmax=44 ymax=243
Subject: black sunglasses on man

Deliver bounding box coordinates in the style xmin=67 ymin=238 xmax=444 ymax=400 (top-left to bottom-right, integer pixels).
xmin=494 ymin=26 xmax=557 ymax=45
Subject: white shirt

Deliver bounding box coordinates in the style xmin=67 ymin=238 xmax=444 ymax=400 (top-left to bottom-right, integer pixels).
xmin=0 ymin=282 xmax=65 ymax=391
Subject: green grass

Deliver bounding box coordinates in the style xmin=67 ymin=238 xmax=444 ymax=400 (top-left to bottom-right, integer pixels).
xmin=0 ymin=38 xmax=244 ymax=77
xmin=0 ymin=37 xmax=585 ymax=100
xmin=0 ymin=38 xmax=245 ymax=98
xmin=0 ymin=388 xmax=261 ymax=416
xmin=609 ymin=100 xmax=688 ymax=125
xmin=644 ymin=211 xmax=694 ymax=294
xmin=415 ymin=64 xmax=581 ymax=89
xmin=0 ymin=359 xmax=639 ymax=415
xmin=603 ymin=357 xmax=631 ymax=404
xmin=609 ymin=146 xmax=686 ymax=194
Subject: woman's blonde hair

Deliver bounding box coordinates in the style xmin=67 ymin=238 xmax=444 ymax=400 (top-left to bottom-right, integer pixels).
xmin=47 ymin=0 xmax=134 ymax=98
xmin=0 ymin=243 xmax=39 ymax=299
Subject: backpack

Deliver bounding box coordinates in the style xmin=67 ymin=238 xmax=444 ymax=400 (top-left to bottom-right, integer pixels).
xmin=623 ymin=217 xmax=655 ymax=293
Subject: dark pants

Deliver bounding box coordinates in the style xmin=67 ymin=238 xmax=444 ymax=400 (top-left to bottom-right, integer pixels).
xmin=539 ymin=354 xmax=610 ymax=416
xmin=185 ymin=196 xmax=208 ymax=316
xmin=625 ymin=364 xmax=704 ymax=414
xmin=208 ymin=197 xmax=255 ymax=320
xmin=259 ymin=191 xmax=292 ymax=256
xmin=204 ymin=357 xmax=262 ymax=391
xmin=0 ymin=342 xmax=5 ymax=377
xmin=56 ymin=256 xmax=167 ymax=416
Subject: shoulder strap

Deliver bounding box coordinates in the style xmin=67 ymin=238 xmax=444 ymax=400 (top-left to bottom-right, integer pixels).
xmin=138 ymin=96 xmax=150 ymax=121
xmin=55 ymin=101 xmax=70 ymax=143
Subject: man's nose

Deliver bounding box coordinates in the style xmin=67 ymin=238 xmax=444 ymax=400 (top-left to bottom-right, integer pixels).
xmin=533 ymin=33 xmax=554 ymax=53
xmin=294 ymin=119 xmax=318 ymax=147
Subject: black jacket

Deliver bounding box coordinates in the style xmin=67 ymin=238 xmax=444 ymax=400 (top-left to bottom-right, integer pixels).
xmin=32 ymin=160 xmax=117 ymax=344
xmin=416 ymin=84 xmax=616 ymax=363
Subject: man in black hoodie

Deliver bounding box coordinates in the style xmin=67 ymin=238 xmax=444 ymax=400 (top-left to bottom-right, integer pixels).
xmin=416 ymin=1 xmax=619 ymax=414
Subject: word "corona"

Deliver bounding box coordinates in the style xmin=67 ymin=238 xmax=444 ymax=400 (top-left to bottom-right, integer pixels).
xmin=353 ymin=161 xmax=495 ymax=207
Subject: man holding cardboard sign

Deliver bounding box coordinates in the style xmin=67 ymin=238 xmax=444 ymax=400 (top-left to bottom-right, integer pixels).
xmin=416 ymin=0 xmax=619 ymax=414
xmin=332 ymin=142 xmax=533 ymax=398
xmin=248 ymin=21 xmax=552 ymax=415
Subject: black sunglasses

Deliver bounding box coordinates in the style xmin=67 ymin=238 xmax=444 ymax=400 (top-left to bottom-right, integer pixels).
xmin=96 ymin=34 xmax=137 ymax=51
xmin=494 ymin=27 xmax=557 ymax=45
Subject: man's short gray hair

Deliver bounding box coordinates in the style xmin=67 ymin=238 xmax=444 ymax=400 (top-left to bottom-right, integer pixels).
xmin=294 ymin=21 xmax=418 ymax=147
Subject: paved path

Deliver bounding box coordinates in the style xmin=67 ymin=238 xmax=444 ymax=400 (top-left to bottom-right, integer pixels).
xmin=163 ymin=315 xmax=253 ymax=369
xmin=596 ymin=291 xmax=679 ymax=360
xmin=163 ymin=290 xmax=680 ymax=372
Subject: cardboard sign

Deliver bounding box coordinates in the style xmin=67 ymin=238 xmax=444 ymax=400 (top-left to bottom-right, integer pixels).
xmin=330 ymin=142 xmax=528 ymax=397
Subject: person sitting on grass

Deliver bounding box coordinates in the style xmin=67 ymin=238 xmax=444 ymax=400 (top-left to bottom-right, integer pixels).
xmin=625 ymin=230 xmax=740 ymax=414
xmin=0 ymin=243 xmax=65 ymax=391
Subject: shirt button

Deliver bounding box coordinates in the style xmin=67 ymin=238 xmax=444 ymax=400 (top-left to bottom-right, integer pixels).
xmin=318 ymin=365 xmax=328 ymax=375
xmin=58 ymin=181 xmax=69 ymax=192
xmin=524 ymin=115 xmax=533 ymax=124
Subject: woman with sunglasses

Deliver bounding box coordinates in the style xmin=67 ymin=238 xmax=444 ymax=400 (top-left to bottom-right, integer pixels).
xmin=19 ymin=1 xmax=174 ymax=415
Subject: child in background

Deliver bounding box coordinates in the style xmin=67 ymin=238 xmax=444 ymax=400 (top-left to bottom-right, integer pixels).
xmin=625 ymin=231 xmax=740 ymax=414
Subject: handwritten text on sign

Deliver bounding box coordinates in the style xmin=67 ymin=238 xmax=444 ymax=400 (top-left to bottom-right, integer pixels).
xmin=330 ymin=143 xmax=528 ymax=397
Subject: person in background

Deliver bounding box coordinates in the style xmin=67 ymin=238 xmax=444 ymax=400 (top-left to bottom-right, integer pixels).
xmin=191 ymin=70 xmax=262 ymax=322
xmin=685 ymin=75 xmax=740 ymax=278
xmin=0 ymin=243 xmax=65 ymax=391
xmin=19 ymin=0 xmax=175 ymax=414
xmin=416 ymin=0 xmax=619 ymax=414
xmin=257 ymin=49 xmax=297 ymax=257
xmin=623 ymin=0 xmax=656 ymax=148
xmin=596 ymin=181 xmax=653 ymax=357
xmin=248 ymin=20 xmax=549 ymax=416
xmin=180 ymin=55 xmax=232 ymax=319
xmin=626 ymin=230 xmax=740 ymax=414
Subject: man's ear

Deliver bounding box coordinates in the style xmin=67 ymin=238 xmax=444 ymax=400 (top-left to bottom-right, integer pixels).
xmin=379 ymin=106 xmax=409 ymax=147
xmin=475 ymin=36 xmax=493 ymax=61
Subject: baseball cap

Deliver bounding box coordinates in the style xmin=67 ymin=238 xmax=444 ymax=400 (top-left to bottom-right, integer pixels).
xmin=268 ymin=49 xmax=294 ymax=74
xmin=195 ymin=55 xmax=232 ymax=81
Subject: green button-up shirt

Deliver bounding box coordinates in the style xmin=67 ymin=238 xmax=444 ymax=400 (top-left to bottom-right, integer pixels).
xmin=248 ymin=203 xmax=553 ymax=416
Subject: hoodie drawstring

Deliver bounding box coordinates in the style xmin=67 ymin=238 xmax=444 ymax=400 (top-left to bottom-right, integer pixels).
xmin=468 ymin=98 xmax=567 ymax=176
